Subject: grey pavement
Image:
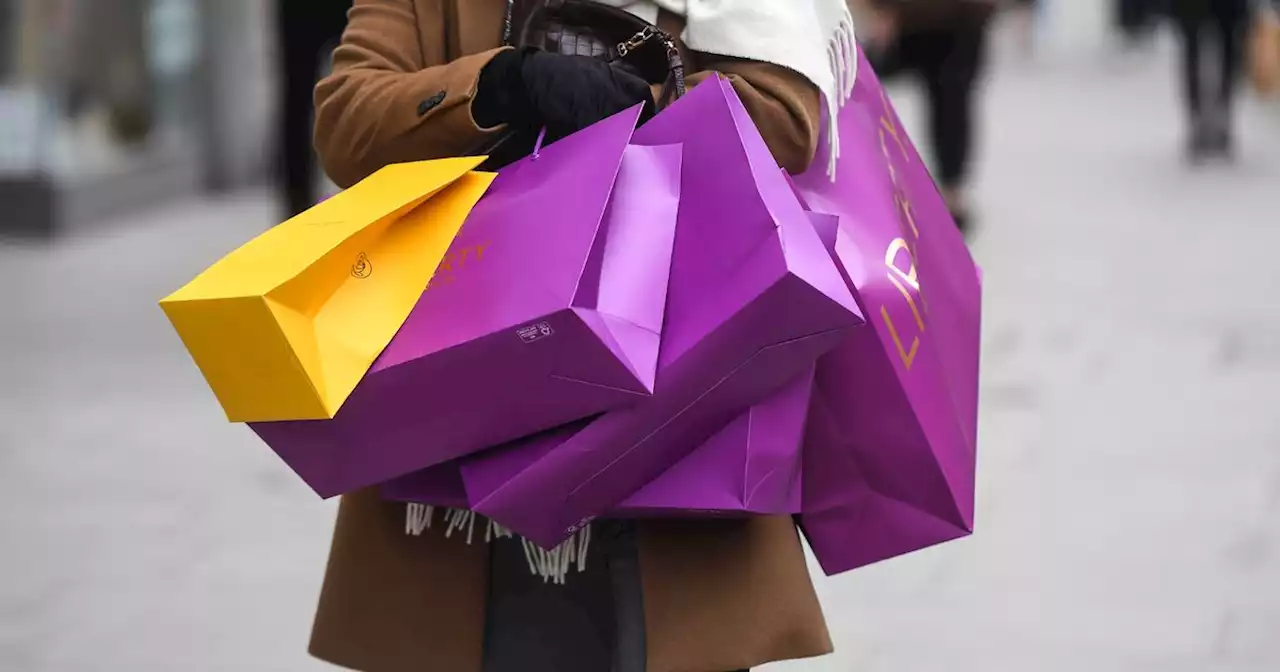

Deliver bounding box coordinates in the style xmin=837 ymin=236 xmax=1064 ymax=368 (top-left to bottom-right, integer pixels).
xmin=4 ymin=37 xmax=1280 ymax=672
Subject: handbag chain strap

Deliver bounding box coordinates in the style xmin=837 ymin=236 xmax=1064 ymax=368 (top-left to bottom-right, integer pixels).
xmin=502 ymin=0 xmax=686 ymax=100
xmin=503 ymin=0 xmax=517 ymax=44
xmin=615 ymin=25 xmax=686 ymax=99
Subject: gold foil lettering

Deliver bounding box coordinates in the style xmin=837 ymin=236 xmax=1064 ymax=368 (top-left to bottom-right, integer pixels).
xmin=879 ymin=89 xmax=911 ymax=163
xmin=895 ymin=192 xmax=919 ymax=239
xmin=887 ymin=273 xmax=925 ymax=332
xmin=885 ymin=238 xmax=918 ymax=290
xmin=426 ymin=241 xmax=493 ymax=290
xmin=875 ymin=90 xmax=931 ymax=371
xmin=881 ymin=305 xmax=919 ymax=370
xmin=885 ymin=237 xmax=927 ymax=316
xmin=883 ymin=239 xmax=925 ymax=369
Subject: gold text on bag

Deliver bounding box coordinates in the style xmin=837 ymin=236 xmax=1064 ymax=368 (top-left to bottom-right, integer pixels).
xmin=160 ymin=157 xmax=496 ymax=423
xmin=876 ymin=88 xmax=928 ymax=371
xmin=424 ymin=241 xmax=492 ymax=290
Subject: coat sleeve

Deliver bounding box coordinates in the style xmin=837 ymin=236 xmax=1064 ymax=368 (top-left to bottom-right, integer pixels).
xmin=685 ymin=57 xmax=823 ymax=175
xmin=313 ymin=0 xmax=510 ymax=188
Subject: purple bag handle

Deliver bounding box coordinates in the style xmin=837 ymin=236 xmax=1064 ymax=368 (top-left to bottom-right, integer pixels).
xmin=532 ymin=127 xmax=548 ymax=160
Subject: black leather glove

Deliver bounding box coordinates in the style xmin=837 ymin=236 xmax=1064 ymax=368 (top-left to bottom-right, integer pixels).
xmin=472 ymin=48 xmax=654 ymax=141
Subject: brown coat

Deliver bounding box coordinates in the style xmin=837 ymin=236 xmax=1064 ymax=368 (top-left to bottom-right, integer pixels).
xmin=308 ymin=2 xmax=833 ymax=671
xmin=313 ymin=0 xmax=824 ymax=188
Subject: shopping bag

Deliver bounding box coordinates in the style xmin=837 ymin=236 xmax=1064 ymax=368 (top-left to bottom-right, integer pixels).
xmin=252 ymin=106 xmax=683 ymax=498
xmin=790 ymin=45 xmax=982 ymax=576
xmin=1250 ymin=9 xmax=1280 ymax=97
xmin=618 ymin=364 xmax=811 ymax=516
xmin=382 ymin=364 xmax=814 ymax=518
xmin=160 ymin=157 xmax=493 ymax=422
xmin=454 ymin=77 xmax=863 ymax=548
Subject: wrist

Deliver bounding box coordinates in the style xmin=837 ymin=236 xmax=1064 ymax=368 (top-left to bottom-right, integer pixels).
xmin=471 ymin=48 xmax=531 ymax=129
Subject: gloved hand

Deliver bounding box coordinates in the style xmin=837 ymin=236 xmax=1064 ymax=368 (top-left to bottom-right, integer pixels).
xmin=472 ymin=48 xmax=654 ymax=141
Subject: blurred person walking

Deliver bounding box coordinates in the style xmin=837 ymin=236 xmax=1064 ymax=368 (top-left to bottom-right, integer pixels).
xmin=1248 ymin=0 xmax=1280 ymax=97
xmin=1010 ymin=0 xmax=1041 ymax=53
xmin=859 ymin=0 xmax=998 ymax=235
xmin=1115 ymin=0 xmax=1162 ymax=46
xmin=0 ymin=1 xmax=12 ymax=76
xmin=301 ymin=1 xmax=853 ymax=671
xmin=276 ymin=0 xmax=351 ymax=217
xmin=1169 ymin=0 xmax=1251 ymax=162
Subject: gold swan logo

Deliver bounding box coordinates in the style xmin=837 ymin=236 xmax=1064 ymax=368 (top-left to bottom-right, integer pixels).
xmin=351 ymin=252 xmax=372 ymax=279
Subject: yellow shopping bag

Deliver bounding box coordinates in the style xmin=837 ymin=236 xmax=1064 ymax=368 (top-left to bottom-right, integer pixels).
xmin=161 ymin=157 xmax=495 ymax=423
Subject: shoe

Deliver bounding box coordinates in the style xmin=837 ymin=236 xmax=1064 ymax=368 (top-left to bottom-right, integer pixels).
xmin=941 ymin=186 xmax=973 ymax=238
xmin=949 ymin=207 xmax=972 ymax=238
xmin=1212 ymin=125 xmax=1236 ymax=161
xmin=1185 ymin=124 xmax=1213 ymax=165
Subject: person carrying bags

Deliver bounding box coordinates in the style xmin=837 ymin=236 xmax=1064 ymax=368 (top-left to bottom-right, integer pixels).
xmin=304 ymin=1 xmax=857 ymax=671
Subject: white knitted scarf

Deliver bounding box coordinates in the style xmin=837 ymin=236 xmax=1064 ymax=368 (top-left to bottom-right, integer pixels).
xmin=598 ymin=0 xmax=857 ymax=177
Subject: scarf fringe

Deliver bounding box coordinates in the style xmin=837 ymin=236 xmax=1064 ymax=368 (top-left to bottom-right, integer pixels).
xmin=824 ymin=7 xmax=857 ymax=180
xmin=404 ymin=504 xmax=591 ymax=585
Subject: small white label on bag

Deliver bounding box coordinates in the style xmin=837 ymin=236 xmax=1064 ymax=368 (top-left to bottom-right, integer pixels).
xmin=517 ymin=322 xmax=554 ymax=344
xmin=566 ymin=516 xmax=595 ymax=536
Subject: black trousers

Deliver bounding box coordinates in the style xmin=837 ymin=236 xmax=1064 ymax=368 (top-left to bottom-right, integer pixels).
xmin=0 ymin=1 xmax=12 ymax=76
xmin=482 ymin=522 xmax=749 ymax=672
xmin=275 ymin=0 xmax=351 ymax=217
xmin=484 ymin=523 xmax=645 ymax=672
xmin=870 ymin=19 xmax=990 ymax=191
xmin=1170 ymin=0 xmax=1250 ymax=128
xmin=1115 ymin=0 xmax=1160 ymax=37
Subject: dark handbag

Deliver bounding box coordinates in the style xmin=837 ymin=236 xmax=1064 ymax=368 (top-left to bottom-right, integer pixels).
xmin=477 ymin=0 xmax=687 ymax=167
xmin=504 ymin=0 xmax=686 ymax=106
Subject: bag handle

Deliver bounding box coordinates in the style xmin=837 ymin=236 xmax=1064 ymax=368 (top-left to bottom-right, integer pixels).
xmin=532 ymin=126 xmax=548 ymax=159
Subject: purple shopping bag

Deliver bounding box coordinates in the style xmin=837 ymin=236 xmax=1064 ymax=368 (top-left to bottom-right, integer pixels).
xmin=252 ymin=106 xmax=683 ymax=498
xmin=382 ymin=364 xmax=814 ymax=519
xmin=619 ymin=364 xmax=811 ymax=516
xmin=790 ymin=46 xmax=983 ymax=576
xmin=453 ymin=77 xmax=863 ymax=548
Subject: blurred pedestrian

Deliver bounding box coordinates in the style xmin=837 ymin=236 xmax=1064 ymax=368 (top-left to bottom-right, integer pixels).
xmin=859 ymin=0 xmax=998 ymax=234
xmin=1170 ymin=0 xmax=1250 ymax=162
xmin=0 ymin=1 xmax=13 ymax=76
xmin=276 ymin=0 xmax=351 ymax=217
xmin=1010 ymin=0 xmax=1041 ymax=54
xmin=303 ymin=1 xmax=853 ymax=671
xmin=1248 ymin=0 xmax=1280 ymax=97
xmin=1115 ymin=0 xmax=1161 ymax=46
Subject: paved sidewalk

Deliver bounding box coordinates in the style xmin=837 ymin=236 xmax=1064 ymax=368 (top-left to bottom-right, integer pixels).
xmin=782 ymin=40 xmax=1280 ymax=672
